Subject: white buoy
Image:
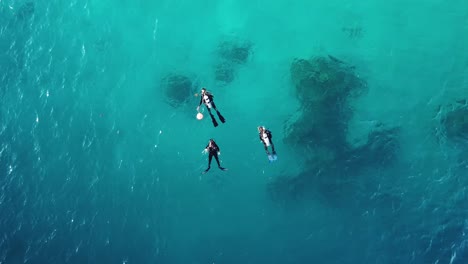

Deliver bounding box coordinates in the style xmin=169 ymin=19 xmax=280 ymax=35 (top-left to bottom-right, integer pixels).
xmin=196 ymin=112 xmax=203 ymax=120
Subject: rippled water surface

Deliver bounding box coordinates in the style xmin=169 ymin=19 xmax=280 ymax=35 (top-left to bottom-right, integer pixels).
xmin=1 ymin=0 xmax=468 ymax=263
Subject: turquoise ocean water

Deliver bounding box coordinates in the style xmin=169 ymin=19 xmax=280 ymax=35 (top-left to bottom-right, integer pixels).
xmin=1 ymin=0 xmax=468 ymax=263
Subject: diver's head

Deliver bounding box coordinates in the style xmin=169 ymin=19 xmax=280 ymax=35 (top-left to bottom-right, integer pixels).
xmin=201 ymin=88 xmax=206 ymax=94
xmin=258 ymin=126 xmax=264 ymax=133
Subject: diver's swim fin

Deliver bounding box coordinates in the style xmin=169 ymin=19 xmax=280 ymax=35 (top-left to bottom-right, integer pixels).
xmin=217 ymin=111 xmax=226 ymax=123
xmin=268 ymin=154 xmax=278 ymax=163
xmin=210 ymin=114 xmax=218 ymax=127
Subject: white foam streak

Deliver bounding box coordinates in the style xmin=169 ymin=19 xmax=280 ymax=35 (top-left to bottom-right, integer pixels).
xmin=153 ymin=18 xmax=159 ymax=40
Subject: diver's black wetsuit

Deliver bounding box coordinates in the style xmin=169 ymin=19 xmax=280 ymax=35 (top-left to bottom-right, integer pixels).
xmin=198 ymin=91 xmax=225 ymax=127
xmin=203 ymin=140 xmax=226 ymax=173
xmin=259 ymin=129 xmax=276 ymax=155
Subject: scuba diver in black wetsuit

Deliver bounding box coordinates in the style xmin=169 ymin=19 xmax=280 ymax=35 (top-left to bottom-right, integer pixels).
xmin=258 ymin=126 xmax=277 ymax=161
xmin=202 ymin=139 xmax=227 ymax=174
xmin=197 ymin=88 xmax=225 ymax=127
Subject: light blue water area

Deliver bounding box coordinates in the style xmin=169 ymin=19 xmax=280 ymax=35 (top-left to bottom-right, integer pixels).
xmin=1 ymin=0 xmax=468 ymax=263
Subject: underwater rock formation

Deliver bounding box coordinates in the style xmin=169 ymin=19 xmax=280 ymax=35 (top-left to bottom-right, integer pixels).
xmin=438 ymin=99 xmax=468 ymax=143
xmin=217 ymin=40 xmax=252 ymax=64
xmin=269 ymin=124 xmax=399 ymax=206
xmin=160 ymin=74 xmax=193 ymax=108
xmin=213 ymin=38 xmax=252 ymax=84
xmin=270 ymin=55 xmax=399 ymax=205
xmin=285 ymin=55 xmax=366 ymax=156
xmin=289 ymin=55 xmax=365 ymax=106
xmin=345 ymin=124 xmax=400 ymax=169
xmin=342 ymin=26 xmax=363 ymax=39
